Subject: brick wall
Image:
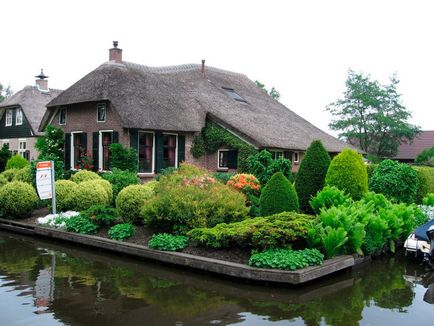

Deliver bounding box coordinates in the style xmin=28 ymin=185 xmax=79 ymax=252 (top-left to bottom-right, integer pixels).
xmin=0 ymin=137 xmax=38 ymax=161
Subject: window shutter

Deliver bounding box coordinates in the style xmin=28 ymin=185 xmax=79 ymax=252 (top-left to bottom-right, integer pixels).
xmin=92 ymin=132 xmax=99 ymax=171
xmin=227 ymin=150 xmax=238 ymax=169
xmin=177 ymin=134 xmax=185 ymax=166
xmin=155 ymin=132 xmax=164 ymax=173
xmin=80 ymin=133 xmax=87 ymax=151
xmin=112 ymin=131 xmax=119 ymax=144
xmin=64 ymin=133 xmax=71 ymax=170
xmin=129 ymin=129 xmax=138 ymax=151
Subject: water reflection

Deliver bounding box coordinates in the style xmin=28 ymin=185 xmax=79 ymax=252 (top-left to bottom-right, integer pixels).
xmin=0 ymin=231 xmax=433 ymax=326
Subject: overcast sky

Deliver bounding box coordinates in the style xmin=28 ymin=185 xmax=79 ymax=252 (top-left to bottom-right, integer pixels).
xmin=1 ymin=0 xmax=433 ymax=135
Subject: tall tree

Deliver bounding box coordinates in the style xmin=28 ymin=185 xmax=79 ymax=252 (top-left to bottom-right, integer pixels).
xmin=255 ymin=80 xmax=281 ymax=100
xmin=0 ymin=83 xmax=12 ymax=103
xmin=326 ymin=70 xmax=420 ymax=158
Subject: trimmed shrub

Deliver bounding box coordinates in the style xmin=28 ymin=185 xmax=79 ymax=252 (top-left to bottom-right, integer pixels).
xmin=65 ymin=215 xmax=99 ymax=234
xmin=309 ymin=186 xmax=352 ymax=214
xmin=13 ymin=166 xmax=32 ymax=183
xmin=423 ymin=193 xmax=434 ymax=206
xmin=5 ymin=155 xmax=29 ymax=170
xmin=366 ymin=164 xmax=378 ymax=180
xmin=369 ymin=160 xmax=419 ymax=204
xmin=188 ymin=212 xmax=314 ymax=250
xmin=0 ymin=181 xmax=38 ymax=217
xmin=245 ymin=150 xmax=293 ymax=184
xmin=0 ymin=168 xmax=19 ymax=182
xmin=227 ymin=173 xmax=260 ymax=195
xmin=0 ymin=175 xmax=8 ymax=188
xmin=109 ymin=143 xmax=138 ymax=172
xmin=116 ymin=184 xmax=155 ymax=223
xmin=108 ymin=223 xmax=136 ymax=241
xmin=325 ymin=148 xmax=368 ymax=200
xmin=101 ymin=168 xmax=140 ymax=199
xmin=91 ymin=179 xmax=113 ymax=203
xmin=148 ymin=233 xmax=189 ymax=251
xmin=259 ymin=172 xmax=299 ymax=216
xmin=249 ymin=248 xmax=324 ymax=270
xmin=81 ymin=205 xmax=118 ymax=226
xmin=295 ymin=140 xmax=331 ymax=213
xmin=413 ymin=166 xmax=434 ymax=204
xmin=70 ymin=181 xmax=109 ymax=211
xmin=71 ymin=170 xmax=101 ymax=183
xmin=55 ymin=180 xmax=78 ymax=212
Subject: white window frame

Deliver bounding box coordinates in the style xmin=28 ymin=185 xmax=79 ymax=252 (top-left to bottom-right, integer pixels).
xmin=15 ymin=109 xmax=23 ymax=126
xmin=293 ymin=151 xmax=300 ymax=164
xmin=5 ymin=110 xmax=13 ymax=126
xmin=162 ymin=132 xmax=178 ymax=168
xmin=270 ymin=150 xmax=284 ymax=160
xmin=96 ymin=103 xmax=107 ymax=123
xmin=70 ymin=131 xmax=84 ymax=170
xmin=18 ymin=138 xmax=26 ymax=157
xmin=59 ymin=107 xmax=67 ymax=125
xmin=137 ymin=131 xmax=155 ymax=175
xmin=217 ymin=149 xmax=230 ymax=170
xmin=99 ymin=130 xmax=113 ymax=171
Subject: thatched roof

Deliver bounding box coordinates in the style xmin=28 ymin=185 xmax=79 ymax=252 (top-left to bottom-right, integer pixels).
xmin=0 ymin=86 xmax=62 ymax=136
xmin=44 ymin=61 xmax=354 ymax=152
xmin=395 ymin=130 xmax=434 ymax=160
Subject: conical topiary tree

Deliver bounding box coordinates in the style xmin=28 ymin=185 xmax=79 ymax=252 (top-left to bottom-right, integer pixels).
xmin=295 ymin=140 xmax=331 ymax=213
xmin=325 ymin=148 xmax=368 ymax=200
xmin=259 ymin=172 xmax=299 ymax=216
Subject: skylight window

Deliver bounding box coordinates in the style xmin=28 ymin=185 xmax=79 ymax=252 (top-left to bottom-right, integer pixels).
xmin=222 ymin=87 xmax=247 ymax=103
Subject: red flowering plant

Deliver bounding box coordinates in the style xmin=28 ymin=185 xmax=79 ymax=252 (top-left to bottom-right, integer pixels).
xmin=227 ymin=174 xmax=260 ymax=196
xmin=79 ymin=149 xmax=94 ymax=170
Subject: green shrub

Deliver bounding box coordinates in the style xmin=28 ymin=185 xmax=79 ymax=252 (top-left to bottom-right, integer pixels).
xmin=249 ymin=248 xmax=324 ymax=270
xmin=71 ymin=170 xmax=101 ymax=183
xmin=109 ymin=143 xmax=138 ymax=172
xmin=65 ymin=215 xmax=99 ymax=234
xmin=108 ymin=223 xmax=136 ymax=241
xmin=5 ymin=155 xmax=29 ymax=170
xmin=13 ymin=166 xmax=32 ymax=183
xmin=259 ymin=172 xmax=299 ymax=216
xmin=81 ymin=205 xmax=118 ymax=226
xmin=245 ymin=150 xmax=293 ymax=184
xmin=309 ymin=186 xmax=352 ymax=214
xmin=70 ymin=181 xmax=109 ymax=211
xmin=415 ymin=146 xmax=434 ymax=166
xmin=142 ymin=164 xmax=248 ymax=233
xmin=369 ymin=160 xmax=419 ymax=204
xmin=0 ymin=144 xmax=11 ymax=172
xmin=325 ymin=148 xmax=368 ymax=200
xmin=295 ymin=140 xmax=331 ymax=214
xmin=116 ymin=184 xmax=155 ymax=223
xmin=213 ymin=172 xmax=235 ymax=184
xmin=0 ymin=168 xmax=19 ymax=182
xmin=423 ymin=193 xmax=434 ymax=206
xmin=148 ymin=233 xmax=189 ymax=251
xmin=0 ymin=175 xmax=8 ymax=188
xmin=54 ymin=180 xmax=77 ymax=212
xmin=0 ymin=181 xmax=38 ymax=217
xmin=366 ymin=164 xmax=378 ymax=180
xmin=188 ymin=212 xmax=314 ymax=250
xmin=91 ymin=179 xmax=113 ymax=203
xmin=413 ymin=166 xmax=434 ymax=204
xmin=35 ymin=125 xmax=64 ymax=161
xmin=101 ymin=168 xmax=140 ymax=199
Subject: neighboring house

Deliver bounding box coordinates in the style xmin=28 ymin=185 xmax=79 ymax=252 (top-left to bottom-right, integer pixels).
xmin=0 ymin=71 xmax=62 ymax=161
xmin=394 ymin=130 xmax=434 ymax=163
xmin=39 ymin=42 xmax=353 ymax=177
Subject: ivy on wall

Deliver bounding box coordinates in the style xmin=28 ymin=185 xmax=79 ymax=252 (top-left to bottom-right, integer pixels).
xmin=191 ymin=120 xmax=257 ymax=171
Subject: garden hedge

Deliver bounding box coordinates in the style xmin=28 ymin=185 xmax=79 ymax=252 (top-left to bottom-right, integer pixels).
xmin=55 ymin=180 xmax=78 ymax=212
xmin=70 ymin=180 xmax=109 ymax=211
xmin=13 ymin=166 xmax=32 ymax=184
xmin=0 ymin=181 xmax=38 ymax=217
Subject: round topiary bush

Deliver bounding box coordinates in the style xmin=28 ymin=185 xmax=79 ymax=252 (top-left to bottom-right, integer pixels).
xmin=71 ymin=170 xmax=101 ymax=183
xmin=369 ymin=159 xmax=419 ymax=204
xmin=0 ymin=175 xmax=7 ymax=188
xmin=70 ymin=180 xmax=109 ymax=211
xmin=0 ymin=181 xmax=38 ymax=217
xmin=55 ymin=180 xmax=78 ymax=212
xmin=0 ymin=168 xmax=19 ymax=182
xmin=13 ymin=166 xmax=32 ymax=184
xmin=325 ymin=148 xmax=368 ymax=200
xmin=116 ymin=184 xmax=155 ymax=223
xmin=5 ymin=155 xmax=29 ymax=170
xmin=259 ymin=172 xmax=299 ymax=216
xmin=295 ymin=140 xmax=331 ymax=213
xmin=91 ymin=179 xmax=113 ymax=203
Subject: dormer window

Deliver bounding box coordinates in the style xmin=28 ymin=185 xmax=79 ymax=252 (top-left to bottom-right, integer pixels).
xmin=5 ymin=110 xmax=13 ymax=126
xmin=59 ymin=107 xmax=67 ymax=125
xmin=15 ymin=109 xmax=23 ymax=125
xmin=97 ymin=103 xmax=106 ymax=122
xmin=222 ymin=87 xmax=247 ymax=103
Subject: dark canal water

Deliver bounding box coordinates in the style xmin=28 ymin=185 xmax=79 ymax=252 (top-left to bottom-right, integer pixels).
xmin=0 ymin=231 xmax=433 ymax=326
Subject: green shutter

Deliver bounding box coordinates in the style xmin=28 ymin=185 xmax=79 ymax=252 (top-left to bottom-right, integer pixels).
xmin=80 ymin=133 xmax=87 ymax=151
xmin=112 ymin=131 xmax=119 ymax=144
xmin=92 ymin=132 xmax=99 ymax=171
xmin=155 ymin=132 xmax=164 ymax=173
xmin=129 ymin=129 xmax=138 ymax=151
xmin=64 ymin=133 xmax=71 ymax=170
xmin=178 ymin=134 xmax=185 ymax=166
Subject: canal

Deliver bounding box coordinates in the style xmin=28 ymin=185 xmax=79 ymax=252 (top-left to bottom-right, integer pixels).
xmin=0 ymin=231 xmax=433 ymax=325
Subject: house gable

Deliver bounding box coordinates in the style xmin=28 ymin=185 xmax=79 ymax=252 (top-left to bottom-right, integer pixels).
xmin=0 ymin=106 xmax=33 ymax=138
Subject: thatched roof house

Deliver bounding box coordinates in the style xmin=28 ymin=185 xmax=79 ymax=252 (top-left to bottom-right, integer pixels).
xmin=40 ymin=42 xmax=354 ymax=174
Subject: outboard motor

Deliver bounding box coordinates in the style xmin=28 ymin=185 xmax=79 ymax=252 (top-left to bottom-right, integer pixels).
xmin=427 ymin=225 xmax=434 ymax=269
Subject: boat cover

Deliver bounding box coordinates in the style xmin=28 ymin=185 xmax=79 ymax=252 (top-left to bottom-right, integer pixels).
xmin=414 ymin=220 xmax=434 ymax=242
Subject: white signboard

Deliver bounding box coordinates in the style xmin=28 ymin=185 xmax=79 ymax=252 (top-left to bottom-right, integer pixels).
xmin=36 ymin=161 xmax=54 ymax=200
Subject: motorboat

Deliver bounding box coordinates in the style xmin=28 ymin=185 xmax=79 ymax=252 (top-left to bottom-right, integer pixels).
xmin=404 ymin=219 xmax=434 ymax=269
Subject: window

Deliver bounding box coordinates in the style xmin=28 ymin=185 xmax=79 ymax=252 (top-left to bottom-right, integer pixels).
xmin=97 ymin=103 xmax=106 ymax=122
xmin=163 ymin=134 xmax=177 ymax=168
xmin=5 ymin=110 xmax=13 ymax=126
xmin=138 ymin=132 xmax=154 ymax=173
xmin=72 ymin=133 xmax=84 ymax=169
xmin=101 ymin=132 xmax=112 ymax=170
xmin=271 ymin=151 xmax=284 ymax=160
xmin=59 ymin=108 xmax=67 ymax=125
xmin=222 ymin=87 xmax=247 ymax=103
xmin=18 ymin=139 xmax=29 ymax=160
xmin=15 ymin=109 xmax=23 ymax=125
xmin=293 ymin=151 xmax=300 ymax=164
xmin=218 ymin=149 xmax=238 ymax=169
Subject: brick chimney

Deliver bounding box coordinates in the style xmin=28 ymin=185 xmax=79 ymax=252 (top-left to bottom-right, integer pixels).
xmin=35 ymin=69 xmax=49 ymax=91
xmin=109 ymin=41 xmax=122 ymax=63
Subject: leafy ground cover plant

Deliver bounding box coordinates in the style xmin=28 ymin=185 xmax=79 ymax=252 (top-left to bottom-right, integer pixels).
xmin=108 ymin=223 xmax=136 ymax=241
xmin=148 ymin=233 xmax=189 ymax=251
xmin=64 ymin=215 xmax=99 ymax=234
xmin=249 ymin=248 xmax=324 ymax=270
xmin=309 ymin=186 xmax=352 ymax=214
xmin=188 ymin=212 xmax=314 ymax=250
xmin=423 ymin=193 xmax=434 ymax=206
xmin=81 ymin=205 xmax=118 ymax=226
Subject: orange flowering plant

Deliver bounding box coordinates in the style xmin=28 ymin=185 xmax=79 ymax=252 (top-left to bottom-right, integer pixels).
xmin=227 ymin=173 xmax=260 ymax=195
